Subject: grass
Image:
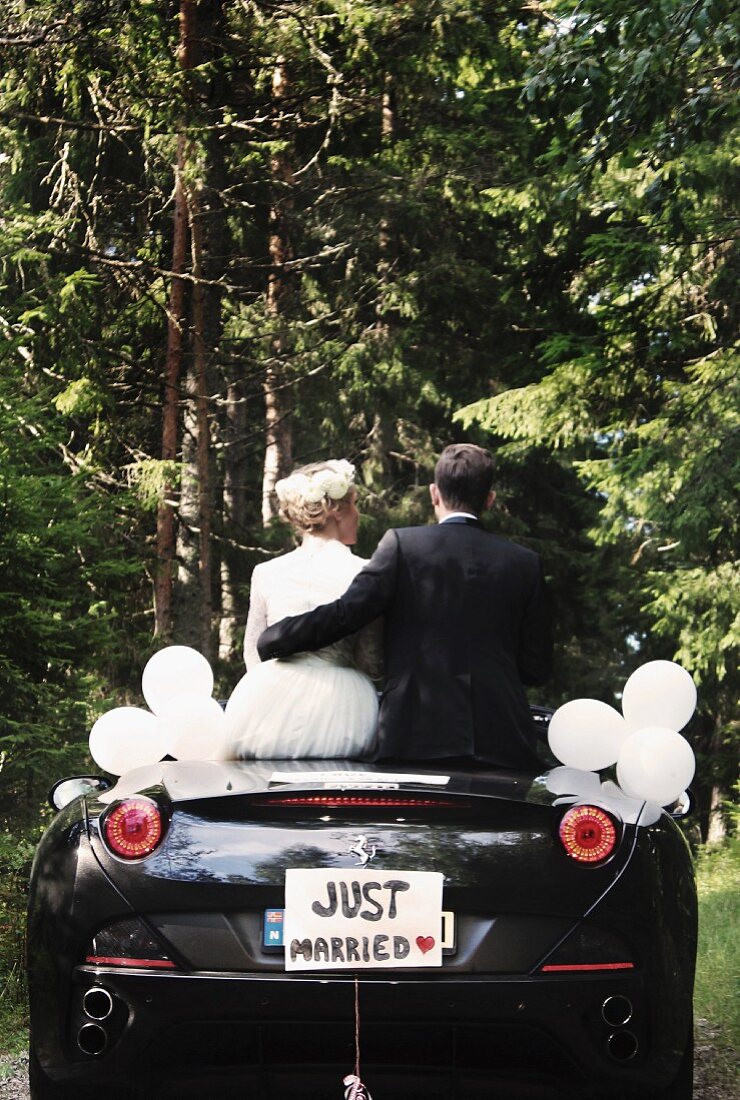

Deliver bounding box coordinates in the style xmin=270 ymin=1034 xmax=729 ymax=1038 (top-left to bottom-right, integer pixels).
xmin=0 ymin=988 xmax=27 ymax=1055
xmin=1 ymin=829 xmax=738 ymax=1066
xmin=693 ymin=835 xmax=740 ymax=1087
xmin=0 ymin=817 xmax=39 ymax=1057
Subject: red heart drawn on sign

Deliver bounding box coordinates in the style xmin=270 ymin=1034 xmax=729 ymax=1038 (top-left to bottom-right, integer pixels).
xmin=416 ymin=935 xmax=435 ymax=954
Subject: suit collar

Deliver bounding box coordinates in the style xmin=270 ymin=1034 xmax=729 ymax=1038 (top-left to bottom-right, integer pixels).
xmin=439 ymin=516 xmax=482 ymax=528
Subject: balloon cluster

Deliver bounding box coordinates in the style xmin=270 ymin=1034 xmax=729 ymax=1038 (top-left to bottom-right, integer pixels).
xmin=89 ymin=647 xmax=229 ymax=775
xmin=547 ymin=661 xmax=697 ymax=807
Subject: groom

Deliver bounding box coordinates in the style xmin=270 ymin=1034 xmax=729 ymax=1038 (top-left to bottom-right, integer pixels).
xmin=258 ymin=444 xmax=553 ymax=769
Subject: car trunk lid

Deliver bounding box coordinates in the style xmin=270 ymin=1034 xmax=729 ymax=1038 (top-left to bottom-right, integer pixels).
xmin=85 ymin=760 xmax=644 ymax=974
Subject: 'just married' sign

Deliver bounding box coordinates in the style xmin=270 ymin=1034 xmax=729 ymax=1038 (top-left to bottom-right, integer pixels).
xmin=284 ymin=868 xmax=444 ymax=971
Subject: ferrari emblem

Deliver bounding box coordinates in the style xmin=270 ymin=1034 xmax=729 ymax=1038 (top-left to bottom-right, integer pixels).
xmin=348 ymin=835 xmax=377 ymax=866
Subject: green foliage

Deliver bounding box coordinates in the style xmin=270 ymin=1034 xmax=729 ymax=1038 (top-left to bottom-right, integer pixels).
xmin=125 ymin=459 xmax=182 ymax=512
xmin=0 ymin=824 xmax=36 ymax=1056
xmin=694 ymin=837 xmax=740 ymax=1080
xmin=458 ymin=0 xmax=739 ymax=809
xmin=0 ymin=0 xmax=736 ymax=1070
xmin=0 ymin=359 xmax=146 ymax=798
xmin=0 ymin=0 xmax=735 ymax=829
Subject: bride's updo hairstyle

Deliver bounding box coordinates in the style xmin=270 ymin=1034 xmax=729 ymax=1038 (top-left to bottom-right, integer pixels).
xmin=275 ymin=459 xmax=356 ymax=534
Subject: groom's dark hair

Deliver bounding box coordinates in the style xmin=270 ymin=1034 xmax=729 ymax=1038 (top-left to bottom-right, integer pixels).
xmin=435 ymin=444 xmax=494 ymax=514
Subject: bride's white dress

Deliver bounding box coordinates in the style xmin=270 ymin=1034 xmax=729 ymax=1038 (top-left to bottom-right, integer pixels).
xmin=226 ymin=537 xmax=381 ymax=760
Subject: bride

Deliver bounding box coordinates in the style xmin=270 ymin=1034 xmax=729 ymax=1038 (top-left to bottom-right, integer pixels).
xmin=226 ymin=459 xmax=381 ymax=759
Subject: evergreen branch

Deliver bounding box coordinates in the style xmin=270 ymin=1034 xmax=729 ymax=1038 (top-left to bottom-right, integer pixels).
xmin=51 ymin=240 xmax=354 ymax=292
xmin=0 ymin=18 xmax=72 ymax=47
xmin=0 ymin=109 xmax=141 ymax=134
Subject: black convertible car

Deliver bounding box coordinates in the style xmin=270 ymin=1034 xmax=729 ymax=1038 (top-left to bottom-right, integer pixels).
xmin=27 ymin=744 xmax=696 ymax=1099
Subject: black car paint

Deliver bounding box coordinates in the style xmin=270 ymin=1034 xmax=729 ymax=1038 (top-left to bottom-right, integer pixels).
xmin=27 ymin=760 xmax=696 ymax=1098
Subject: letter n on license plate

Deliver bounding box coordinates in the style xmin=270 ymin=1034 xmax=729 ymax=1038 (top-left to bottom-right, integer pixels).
xmin=283 ymin=868 xmax=444 ymax=971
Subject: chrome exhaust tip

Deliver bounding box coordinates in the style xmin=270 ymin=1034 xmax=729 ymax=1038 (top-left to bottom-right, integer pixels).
xmin=602 ymin=994 xmax=633 ymax=1027
xmin=77 ymin=1023 xmax=108 ymax=1057
xmin=607 ymin=1030 xmax=638 ymax=1062
xmin=83 ymin=986 xmax=114 ymax=1021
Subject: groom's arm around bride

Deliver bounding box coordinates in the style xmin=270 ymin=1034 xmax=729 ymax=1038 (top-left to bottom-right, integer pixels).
xmin=258 ymin=444 xmax=553 ymax=769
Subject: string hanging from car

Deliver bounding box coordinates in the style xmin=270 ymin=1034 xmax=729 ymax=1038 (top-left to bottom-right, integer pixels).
xmin=342 ymin=974 xmax=372 ymax=1099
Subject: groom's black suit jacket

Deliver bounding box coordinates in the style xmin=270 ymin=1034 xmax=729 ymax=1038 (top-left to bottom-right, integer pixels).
xmin=258 ymin=517 xmax=553 ymax=768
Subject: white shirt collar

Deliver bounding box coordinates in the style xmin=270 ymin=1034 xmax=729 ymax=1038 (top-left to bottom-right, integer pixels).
xmin=439 ymin=512 xmax=478 ymax=523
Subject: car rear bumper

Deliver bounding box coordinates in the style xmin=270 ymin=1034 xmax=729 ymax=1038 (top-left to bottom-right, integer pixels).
xmin=35 ymin=964 xmax=689 ymax=1098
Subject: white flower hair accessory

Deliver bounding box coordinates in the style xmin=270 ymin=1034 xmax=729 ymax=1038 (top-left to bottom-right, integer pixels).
xmin=276 ymin=460 xmax=356 ymax=507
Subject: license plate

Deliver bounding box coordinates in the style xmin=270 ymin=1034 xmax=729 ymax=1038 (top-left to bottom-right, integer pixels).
xmin=263 ymin=908 xmax=456 ymax=954
xmin=274 ymin=869 xmax=452 ymax=971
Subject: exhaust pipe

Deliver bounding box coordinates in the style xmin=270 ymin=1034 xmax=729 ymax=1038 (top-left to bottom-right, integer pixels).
xmin=83 ymin=986 xmax=114 ymax=1021
xmin=77 ymin=1023 xmax=108 ymax=1057
xmin=602 ymin=994 xmax=633 ymax=1027
xmin=607 ymin=1030 xmax=638 ymax=1062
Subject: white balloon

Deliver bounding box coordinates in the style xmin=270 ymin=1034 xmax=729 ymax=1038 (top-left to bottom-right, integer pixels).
xmin=547 ymin=698 xmax=630 ymax=771
xmin=545 ymin=766 xmax=603 ymax=799
xmin=599 ymin=779 xmax=662 ymax=826
xmin=89 ymin=707 xmax=168 ymax=776
xmin=622 ymin=660 xmax=697 ymax=733
xmin=616 ymin=726 xmax=695 ymax=807
xmin=615 ymin=727 xmax=665 ymax=799
xmin=98 ymin=764 xmax=166 ymax=804
xmin=158 ymin=693 xmax=229 ymax=761
xmin=142 ymin=646 xmax=214 ymax=716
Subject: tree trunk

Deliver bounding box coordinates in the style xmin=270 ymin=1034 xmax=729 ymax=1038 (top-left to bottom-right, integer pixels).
xmin=154 ymin=2 xmax=198 ymax=638
xmin=154 ymin=133 xmax=189 ymax=640
xmin=174 ymin=386 xmax=203 ymax=648
xmin=262 ymin=55 xmax=295 ymax=525
xmin=366 ymin=74 xmax=397 ymax=492
xmin=705 ymin=784 xmax=727 ymax=845
xmin=172 ymin=0 xmax=225 ymax=660
xmin=172 ymin=0 xmax=203 ymax=652
xmin=218 ymin=378 xmax=248 ymax=661
xmin=705 ymin=715 xmax=727 ymax=845
xmin=190 ymin=188 xmax=213 ymax=656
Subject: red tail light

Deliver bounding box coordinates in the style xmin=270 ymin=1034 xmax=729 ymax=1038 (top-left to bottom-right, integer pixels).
xmin=558 ymin=805 xmax=617 ymax=864
xmin=103 ymin=798 xmax=164 ymax=859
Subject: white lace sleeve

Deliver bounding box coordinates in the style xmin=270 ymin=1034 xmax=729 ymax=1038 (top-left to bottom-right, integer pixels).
xmin=243 ymin=566 xmax=268 ymax=670
xmin=351 ymin=617 xmax=384 ymax=682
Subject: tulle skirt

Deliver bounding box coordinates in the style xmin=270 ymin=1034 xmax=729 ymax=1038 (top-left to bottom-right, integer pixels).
xmin=225 ymin=654 xmax=379 ymax=760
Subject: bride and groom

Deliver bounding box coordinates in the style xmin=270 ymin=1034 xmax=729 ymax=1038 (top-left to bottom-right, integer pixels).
xmin=230 ymin=444 xmax=552 ymax=770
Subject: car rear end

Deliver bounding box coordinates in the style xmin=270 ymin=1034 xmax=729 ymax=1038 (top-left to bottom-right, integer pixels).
xmin=29 ymin=760 xmax=695 ymax=1098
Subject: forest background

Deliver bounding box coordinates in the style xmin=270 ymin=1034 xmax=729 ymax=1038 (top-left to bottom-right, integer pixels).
xmin=0 ymin=0 xmax=738 ymax=1047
